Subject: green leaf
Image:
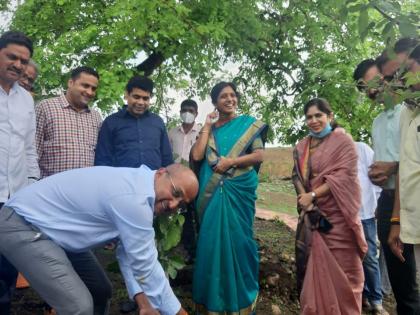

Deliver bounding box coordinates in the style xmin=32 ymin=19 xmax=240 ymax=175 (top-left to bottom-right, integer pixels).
xmin=358 ymin=8 xmax=369 ymax=41
xmin=382 ymin=21 xmax=394 ymax=36
xmin=383 ymin=92 xmax=395 ymax=110
xmin=382 ymin=21 xmax=396 ymax=44
xmin=398 ymin=21 xmax=418 ymax=38
xmin=167 ymin=265 xmax=177 ymax=279
xmin=374 ymin=1 xmax=400 ymax=14
xmin=177 ymin=214 xmax=185 ymax=226
xmin=162 ymin=223 xmax=182 ymax=251
xmin=403 ymin=72 xmax=420 ymax=87
xmin=339 ymin=6 xmax=348 ymax=21
xmin=347 ymin=4 xmax=365 ymax=13
xmin=170 ymin=255 xmax=186 ymax=269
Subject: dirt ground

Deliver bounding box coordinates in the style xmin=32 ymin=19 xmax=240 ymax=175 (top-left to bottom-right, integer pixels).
xmin=9 ymin=216 xmax=396 ymax=314
xmin=10 ymin=219 xmax=300 ymax=315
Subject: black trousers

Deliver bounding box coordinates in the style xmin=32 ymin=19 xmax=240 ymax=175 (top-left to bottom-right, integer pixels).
xmin=0 ymin=203 xmax=17 ymax=315
xmin=181 ymin=203 xmax=197 ymax=260
xmin=377 ymin=191 xmax=420 ymax=315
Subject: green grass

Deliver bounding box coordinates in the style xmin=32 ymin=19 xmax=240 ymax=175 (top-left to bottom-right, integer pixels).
xmin=256 ymin=179 xmax=298 ymax=216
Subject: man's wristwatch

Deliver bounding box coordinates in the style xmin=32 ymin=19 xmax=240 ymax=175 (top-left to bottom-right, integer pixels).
xmin=310 ymin=191 xmax=316 ymax=200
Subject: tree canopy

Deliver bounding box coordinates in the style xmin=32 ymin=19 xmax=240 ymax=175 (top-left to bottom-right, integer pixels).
xmin=3 ymin=0 xmax=419 ymax=144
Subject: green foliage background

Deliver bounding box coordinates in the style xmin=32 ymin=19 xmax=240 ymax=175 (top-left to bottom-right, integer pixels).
xmin=1 ymin=0 xmax=418 ymax=144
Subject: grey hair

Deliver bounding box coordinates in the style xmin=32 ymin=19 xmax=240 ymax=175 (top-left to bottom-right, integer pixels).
xmin=28 ymin=59 xmax=39 ymax=76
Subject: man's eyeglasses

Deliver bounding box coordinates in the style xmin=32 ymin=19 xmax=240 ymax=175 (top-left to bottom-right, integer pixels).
xmin=167 ymin=171 xmax=188 ymax=214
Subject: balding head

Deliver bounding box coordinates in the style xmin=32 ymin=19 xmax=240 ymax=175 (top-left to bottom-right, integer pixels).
xmin=153 ymin=164 xmax=199 ymax=215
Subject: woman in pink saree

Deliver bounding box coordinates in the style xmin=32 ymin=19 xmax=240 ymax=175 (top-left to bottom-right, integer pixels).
xmin=292 ymin=98 xmax=367 ymax=315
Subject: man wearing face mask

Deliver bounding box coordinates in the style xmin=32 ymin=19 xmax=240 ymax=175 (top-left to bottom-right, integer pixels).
xmin=168 ymin=99 xmax=201 ymax=263
xmin=168 ymin=99 xmax=201 ymax=165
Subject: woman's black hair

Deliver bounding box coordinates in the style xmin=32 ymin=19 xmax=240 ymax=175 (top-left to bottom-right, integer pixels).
xmin=210 ymin=81 xmax=240 ymax=104
xmin=304 ymin=98 xmax=338 ymax=129
xmin=304 ymin=98 xmax=332 ymax=115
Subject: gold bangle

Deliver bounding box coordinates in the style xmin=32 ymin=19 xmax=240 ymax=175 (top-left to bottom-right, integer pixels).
xmin=390 ymin=217 xmax=400 ymax=223
xmin=199 ymin=130 xmax=209 ymax=134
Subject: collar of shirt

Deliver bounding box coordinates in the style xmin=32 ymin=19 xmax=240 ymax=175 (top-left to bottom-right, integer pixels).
xmin=119 ymin=105 xmax=150 ymax=119
xmin=60 ymin=94 xmax=91 ymax=113
xmin=384 ymin=104 xmax=401 ymax=118
xmin=0 ymin=81 xmax=20 ymax=96
xmin=177 ymin=122 xmax=200 ymax=134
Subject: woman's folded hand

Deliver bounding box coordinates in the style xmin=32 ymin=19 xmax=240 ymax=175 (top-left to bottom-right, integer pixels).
xmin=298 ymin=193 xmax=314 ymax=211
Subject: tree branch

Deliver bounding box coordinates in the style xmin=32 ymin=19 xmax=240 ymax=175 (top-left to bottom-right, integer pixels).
xmin=136 ymin=51 xmax=165 ymax=76
xmin=370 ymin=2 xmax=398 ymax=24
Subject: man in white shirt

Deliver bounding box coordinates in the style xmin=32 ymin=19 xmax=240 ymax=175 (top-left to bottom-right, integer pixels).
xmin=356 ymin=142 xmax=386 ymax=314
xmin=168 ymin=99 xmax=201 ymax=262
xmin=0 ymin=31 xmax=40 ymax=314
xmin=0 ymin=164 xmax=197 ymax=315
xmin=168 ymin=99 xmax=201 ymax=165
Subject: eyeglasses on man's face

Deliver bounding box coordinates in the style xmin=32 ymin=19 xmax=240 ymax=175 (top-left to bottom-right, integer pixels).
xmin=167 ymin=171 xmax=188 ymax=214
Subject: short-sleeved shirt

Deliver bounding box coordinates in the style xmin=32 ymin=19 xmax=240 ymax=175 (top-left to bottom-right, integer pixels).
xmin=371 ymin=104 xmax=402 ymax=189
xmin=399 ymin=106 xmax=420 ymax=244
xmin=168 ymin=123 xmax=201 ymax=164
xmin=35 ymin=95 xmax=102 ymax=178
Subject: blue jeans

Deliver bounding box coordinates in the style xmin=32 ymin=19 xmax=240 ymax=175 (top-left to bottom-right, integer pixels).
xmin=362 ymin=218 xmax=383 ymax=306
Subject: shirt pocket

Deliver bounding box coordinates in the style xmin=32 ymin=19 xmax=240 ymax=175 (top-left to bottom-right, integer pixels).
xmin=81 ymin=122 xmax=101 ymax=148
xmin=12 ymin=107 xmax=33 ymax=139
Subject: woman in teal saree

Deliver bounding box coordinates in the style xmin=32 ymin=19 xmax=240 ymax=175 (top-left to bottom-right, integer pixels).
xmin=191 ymin=82 xmax=268 ymax=315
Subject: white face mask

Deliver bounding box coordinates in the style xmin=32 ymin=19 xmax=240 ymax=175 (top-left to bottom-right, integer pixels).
xmin=180 ymin=112 xmax=195 ymax=124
